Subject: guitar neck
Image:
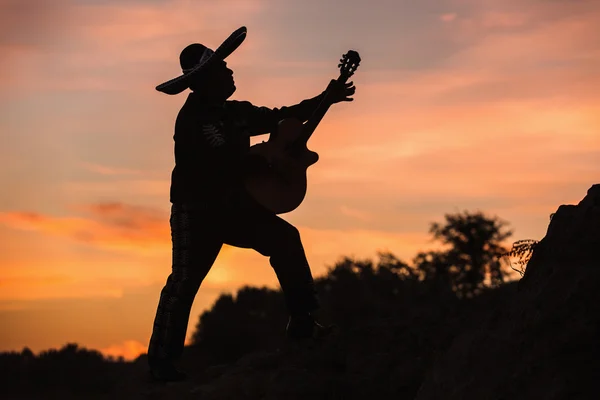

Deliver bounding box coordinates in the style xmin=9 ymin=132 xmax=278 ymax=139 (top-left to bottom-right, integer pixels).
xmin=296 ymin=75 xmax=348 ymax=146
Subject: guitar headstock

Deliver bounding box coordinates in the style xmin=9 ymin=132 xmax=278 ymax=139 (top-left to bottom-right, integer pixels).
xmin=338 ymin=50 xmax=361 ymax=79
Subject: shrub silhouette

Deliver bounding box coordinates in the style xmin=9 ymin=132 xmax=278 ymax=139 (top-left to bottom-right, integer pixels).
xmin=502 ymin=239 xmax=539 ymax=275
xmin=0 ymin=343 xmax=130 ymax=399
xmin=190 ymin=286 xmax=289 ymax=364
xmin=413 ymin=210 xmax=513 ymax=297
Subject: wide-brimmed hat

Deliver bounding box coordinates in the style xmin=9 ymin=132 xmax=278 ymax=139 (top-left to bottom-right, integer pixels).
xmin=155 ymin=26 xmax=247 ymax=95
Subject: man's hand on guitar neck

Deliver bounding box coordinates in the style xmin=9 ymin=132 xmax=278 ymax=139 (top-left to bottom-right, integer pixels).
xmin=327 ymin=79 xmax=356 ymax=104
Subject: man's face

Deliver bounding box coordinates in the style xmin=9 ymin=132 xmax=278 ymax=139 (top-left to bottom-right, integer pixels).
xmin=192 ymin=59 xmax=236 ymax=100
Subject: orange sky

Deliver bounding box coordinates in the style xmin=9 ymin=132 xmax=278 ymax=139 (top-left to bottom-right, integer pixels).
xmin=1 ymin=0 xmax=599 ymax=361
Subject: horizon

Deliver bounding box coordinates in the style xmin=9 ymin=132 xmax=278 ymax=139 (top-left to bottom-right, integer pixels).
xmin=1 ymin=0 xmax=599 ymax=361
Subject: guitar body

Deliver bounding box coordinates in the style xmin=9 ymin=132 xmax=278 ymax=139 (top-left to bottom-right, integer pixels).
xmin=244 ymin=118 xmax=319 ymax=214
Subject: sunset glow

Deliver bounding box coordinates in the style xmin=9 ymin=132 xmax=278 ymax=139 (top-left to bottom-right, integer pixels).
xmin=1 ymin=0 xmax=599 ymax=361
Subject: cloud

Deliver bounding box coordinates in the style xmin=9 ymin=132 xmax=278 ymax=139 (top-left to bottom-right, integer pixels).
xmin=81 ymin=162 xmax=146 ymax=176
xmin=0 ymin=203 xmax=170 ymax=255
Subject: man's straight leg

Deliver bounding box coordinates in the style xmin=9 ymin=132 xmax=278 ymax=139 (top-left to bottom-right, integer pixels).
xmin=148 ymin=203 xmax=222 ymax=375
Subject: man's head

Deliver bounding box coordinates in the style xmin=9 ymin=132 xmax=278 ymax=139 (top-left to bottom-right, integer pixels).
xmin=188 ymin=59 xmax=236 ymax=102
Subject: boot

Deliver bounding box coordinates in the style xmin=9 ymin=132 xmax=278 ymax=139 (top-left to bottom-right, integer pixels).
xmin=148 ymin=357 xmax=187 ymax=383
xmin=286 ymin=313 xmax=336 ymax=340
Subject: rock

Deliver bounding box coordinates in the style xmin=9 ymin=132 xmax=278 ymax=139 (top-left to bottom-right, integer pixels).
xmin=416 ymin=184 xmax=600 ymax=400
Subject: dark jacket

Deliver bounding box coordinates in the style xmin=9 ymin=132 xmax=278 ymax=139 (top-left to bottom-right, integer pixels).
xmin=169 ymin=91 xmax=326 ymax=205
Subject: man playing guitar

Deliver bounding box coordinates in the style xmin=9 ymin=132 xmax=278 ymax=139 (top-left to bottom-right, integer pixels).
xmin=149 ymin=26 xmax=357 ymax=382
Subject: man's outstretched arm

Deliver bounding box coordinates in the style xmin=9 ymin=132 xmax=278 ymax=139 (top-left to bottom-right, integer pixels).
xmin=230 ymin=91 xmax=327 ymax=137
xmin=232 ymin=80 xmax=356 ymax=136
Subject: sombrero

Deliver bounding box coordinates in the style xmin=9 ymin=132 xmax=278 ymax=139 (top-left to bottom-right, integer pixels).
xmin=155 ymin=26 xmax=247 ymax=95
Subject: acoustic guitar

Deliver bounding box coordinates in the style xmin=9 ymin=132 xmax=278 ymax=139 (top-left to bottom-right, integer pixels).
xmin=244 ymin=50 xmax=361 ymax=214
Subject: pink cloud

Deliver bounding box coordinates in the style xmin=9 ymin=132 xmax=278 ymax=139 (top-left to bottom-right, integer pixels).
xmin=0 ymin=203 xmax=170 ymax=255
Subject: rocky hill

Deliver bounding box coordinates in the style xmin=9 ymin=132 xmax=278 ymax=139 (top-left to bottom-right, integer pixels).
xmin=416 ymin=184 xmax=600 ymax=400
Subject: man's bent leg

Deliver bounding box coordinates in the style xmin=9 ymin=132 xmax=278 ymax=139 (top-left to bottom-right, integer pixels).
xmin=218 ymin=198 xmax=319 ymax=317
xmin=148 ymin=203 xmax=222 ymax=378
xmin=262 ymin=226 xmax=335 ymax=339
xmin=267 ymin=226 xmax=319 ymax=315
xmin=220 ymin=207 xmax=334 ymax=339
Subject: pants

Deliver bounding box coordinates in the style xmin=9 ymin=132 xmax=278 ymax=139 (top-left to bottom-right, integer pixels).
xmin=147 ymin=191 xmax=319 ymax=363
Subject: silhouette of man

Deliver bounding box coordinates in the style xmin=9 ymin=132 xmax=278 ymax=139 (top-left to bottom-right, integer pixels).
xmin=148 ymin=26 xmax=355 ymax=382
